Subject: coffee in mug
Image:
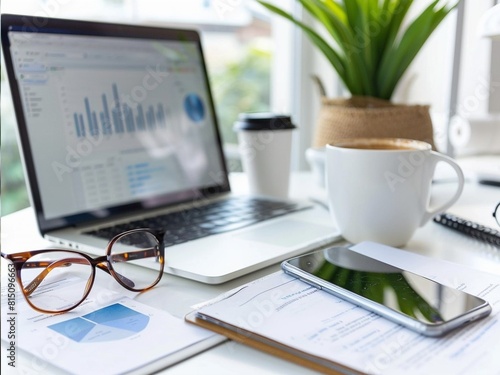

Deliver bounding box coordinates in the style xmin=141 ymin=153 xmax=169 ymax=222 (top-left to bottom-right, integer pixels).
xmin=326 ymin=138 xmax=464 ymax=246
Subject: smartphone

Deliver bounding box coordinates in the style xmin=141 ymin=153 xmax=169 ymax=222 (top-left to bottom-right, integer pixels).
xmin=281 ymin=246 xmax=491 ymax=336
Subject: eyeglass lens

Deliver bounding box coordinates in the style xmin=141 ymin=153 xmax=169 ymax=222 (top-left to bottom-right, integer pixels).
xmin=19 ymin=230 xmax=162 ymax=313
xmin=20 ymin=251 xmax=93 ymax=313
xmin=109 ymin=230 xmax=163 ymax=290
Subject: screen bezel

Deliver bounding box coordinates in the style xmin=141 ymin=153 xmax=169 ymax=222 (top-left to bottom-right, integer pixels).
xmin=1 ymin=14 xmax=230 ymax=234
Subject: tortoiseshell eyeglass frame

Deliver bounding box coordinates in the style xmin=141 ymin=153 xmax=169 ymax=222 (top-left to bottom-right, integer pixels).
xmin=1 ymin=228 xmax=164 ymax=314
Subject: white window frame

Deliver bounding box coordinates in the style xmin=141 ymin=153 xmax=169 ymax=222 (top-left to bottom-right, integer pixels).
xmin=269 ymin=2 xmax=341 ymax=171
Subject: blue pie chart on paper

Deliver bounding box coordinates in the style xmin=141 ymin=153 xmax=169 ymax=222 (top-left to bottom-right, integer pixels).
xmin=48 ymin=303 xmax=149 ymax=343
xmin=184 ymin=93 xmax=205 ymax=122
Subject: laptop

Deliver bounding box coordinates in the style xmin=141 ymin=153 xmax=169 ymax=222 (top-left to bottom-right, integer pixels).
xmin=1 ymin=14 xmax=339 ymax=284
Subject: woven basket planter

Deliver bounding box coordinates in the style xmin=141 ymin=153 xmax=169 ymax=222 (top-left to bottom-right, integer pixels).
xmin=312 ymin=96 xmax=436 ymax=149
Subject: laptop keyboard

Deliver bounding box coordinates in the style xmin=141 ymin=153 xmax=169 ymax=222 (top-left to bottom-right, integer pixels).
xmin=85 ymin=197 xmax=308 ymax=246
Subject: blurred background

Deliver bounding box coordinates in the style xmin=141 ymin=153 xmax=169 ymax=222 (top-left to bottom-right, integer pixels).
xmin=1 ymin=0 xmax=498 ymax=216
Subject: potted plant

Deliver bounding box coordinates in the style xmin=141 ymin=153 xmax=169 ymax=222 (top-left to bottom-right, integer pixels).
xmin=257 ymin=0 xmax=458 ymax=148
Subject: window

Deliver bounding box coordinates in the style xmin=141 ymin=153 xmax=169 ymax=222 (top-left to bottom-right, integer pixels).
xmin=1 ymin=68 xmax=27 ymax=214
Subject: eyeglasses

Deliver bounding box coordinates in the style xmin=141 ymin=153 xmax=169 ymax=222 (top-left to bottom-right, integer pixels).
xmin=1 ymin=229 xmax=164 ymax=314
xmin=494 ymin=202 xmax=500 ymax=227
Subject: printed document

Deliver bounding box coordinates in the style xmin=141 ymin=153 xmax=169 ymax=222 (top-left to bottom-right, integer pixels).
xmin=1 ymin=280 xmax=222 ymax=375
xmin=195 ymin=243 xmax=500 ymax=375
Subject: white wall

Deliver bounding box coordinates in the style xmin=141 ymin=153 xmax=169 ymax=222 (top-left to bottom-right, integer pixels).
xmin=456 ymin=0 xmax=498 ymax=117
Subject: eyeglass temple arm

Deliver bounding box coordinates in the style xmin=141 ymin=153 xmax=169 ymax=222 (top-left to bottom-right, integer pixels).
xmin=24 ymin=258 xmax=84 ymax=296
xmin=110 ymin=248 xmax=159 ymax=262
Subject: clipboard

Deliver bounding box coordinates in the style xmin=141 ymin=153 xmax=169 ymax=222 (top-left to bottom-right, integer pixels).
xmin=185 ymin=311 xmax=364 ymax=375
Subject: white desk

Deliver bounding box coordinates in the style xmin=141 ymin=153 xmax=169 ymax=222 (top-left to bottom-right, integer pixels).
xmin=1 ymin=157 xmax=499 ymax=375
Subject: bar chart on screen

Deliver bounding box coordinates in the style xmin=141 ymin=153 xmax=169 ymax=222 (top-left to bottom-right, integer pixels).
xmin=50 ymin=65 xmax=210 ymax=211
xmin=8 ymin=31 xmax=225 ymax=222
xmin=70 ymin=83 xmax=170 ymax=139
xmin=58 ymin=70 xmax=176 ymax=143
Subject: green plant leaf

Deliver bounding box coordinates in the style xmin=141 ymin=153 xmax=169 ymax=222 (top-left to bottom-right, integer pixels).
xmin=368 ymin=0 xmax=400 ymax=73
xmin=257 ymin=0 xmax=367 ymax=93
xmin=342 ymin=0 xmax=377 ymax=94
xmin=343 ymin=0 xmax=363 ymax=33
xmin=299 ymin=0 xmax=373 ymax=95
xmin=298 ymin=0 xmax=344 ymax=47
xmin=364 ymin=0 xmax=381 ymax=71
xmin=375 ymin=0 xmax=414 ymax=97
xmin=258 ymin=0 xmax=457 ymax=99
xmin=381 ymin=0 xmax=414 ymax=54
xmin=322 ymin=0 xmax=348 ymax=24
xmin=378 ymin=0 xmax=456 ymax=98
xmin=379 ymin=1 xmax=439 ymax=93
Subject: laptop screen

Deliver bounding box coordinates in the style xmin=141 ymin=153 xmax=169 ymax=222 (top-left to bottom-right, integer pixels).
xmin=2 ymin=16 xmax=229 ymax=232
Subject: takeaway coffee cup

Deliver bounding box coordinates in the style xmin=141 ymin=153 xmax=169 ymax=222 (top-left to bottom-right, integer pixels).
xmin=234 ymin=113 xmax=296 ymax=198
xmin=326 ymin=138 xmax=464 ymax=247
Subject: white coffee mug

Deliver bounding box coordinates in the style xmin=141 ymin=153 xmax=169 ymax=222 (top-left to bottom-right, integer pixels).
xmin=326 ymin=138 xmax=465 ymax=247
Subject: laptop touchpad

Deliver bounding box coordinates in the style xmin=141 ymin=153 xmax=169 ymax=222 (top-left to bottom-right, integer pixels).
xmin=235 ymin=220 xmax=333 ymax=247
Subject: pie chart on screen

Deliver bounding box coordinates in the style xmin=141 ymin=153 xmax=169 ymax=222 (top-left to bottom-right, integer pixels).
xmin=48 ymin=303 xmax=149 ymax=343
xmin=184 ymin=93 xmax=205 ymax=122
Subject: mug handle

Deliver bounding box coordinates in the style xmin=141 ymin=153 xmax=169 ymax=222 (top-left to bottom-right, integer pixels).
xmin=420 ymin=151 xmax=465 ymax=226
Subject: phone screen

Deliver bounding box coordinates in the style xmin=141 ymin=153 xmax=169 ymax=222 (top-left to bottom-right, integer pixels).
xmin=283 ymin=247 xmax=491 ymax=335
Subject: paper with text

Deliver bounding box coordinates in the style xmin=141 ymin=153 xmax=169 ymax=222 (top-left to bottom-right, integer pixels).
xmin=197 ymin=243 xmax=500 ymax=375
xmin=1 ymin=280 xmax=218 ymax=375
